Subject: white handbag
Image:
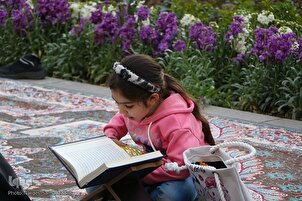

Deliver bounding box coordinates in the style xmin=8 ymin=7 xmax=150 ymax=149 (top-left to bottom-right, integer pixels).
xmin=166 ymin=141 xmax=256 ymax=201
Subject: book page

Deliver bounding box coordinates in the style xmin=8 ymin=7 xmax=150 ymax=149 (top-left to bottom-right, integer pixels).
xmin=52 ymin=137 xmax=130 ymax=181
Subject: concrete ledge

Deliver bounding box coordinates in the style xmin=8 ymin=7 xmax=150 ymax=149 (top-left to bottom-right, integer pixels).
xmin=19 ymin=77 xmax=112 ymax=98
xmin=203 ymin=105 xmax=279 ymax=123
xmin=203 ymin=105 xmax=302 ymax=131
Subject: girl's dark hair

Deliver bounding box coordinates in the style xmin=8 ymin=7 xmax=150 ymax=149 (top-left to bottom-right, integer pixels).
xmin=108 ymin=54 xmax=215 ymax=145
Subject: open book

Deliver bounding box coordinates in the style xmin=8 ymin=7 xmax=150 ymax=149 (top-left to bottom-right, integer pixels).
xmin=49 ymin=136 xmax=163 ymax=188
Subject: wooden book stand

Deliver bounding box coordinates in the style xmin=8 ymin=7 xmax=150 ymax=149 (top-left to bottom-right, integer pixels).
xmin=81 ymin=160 xmax=162 ymax=201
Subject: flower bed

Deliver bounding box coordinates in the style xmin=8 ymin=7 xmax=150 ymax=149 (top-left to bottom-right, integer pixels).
xmin=0 ymin=0 xmax=301 ymax=120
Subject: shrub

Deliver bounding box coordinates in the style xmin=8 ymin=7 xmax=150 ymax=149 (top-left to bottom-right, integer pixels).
xmin=0 ymin=0 xmax=301 ymax=120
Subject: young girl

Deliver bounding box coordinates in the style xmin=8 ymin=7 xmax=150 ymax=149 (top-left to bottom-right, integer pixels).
xmin=104 ymin=54 xmax=215 ymax=201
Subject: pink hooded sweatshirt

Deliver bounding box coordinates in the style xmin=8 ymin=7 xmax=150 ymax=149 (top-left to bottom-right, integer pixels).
xmin=104 ymin=93 xmax=208 ymax=184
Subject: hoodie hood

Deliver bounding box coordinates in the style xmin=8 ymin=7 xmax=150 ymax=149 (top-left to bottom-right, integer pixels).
xmin=140 ymin=93 xmax=194 ymax=125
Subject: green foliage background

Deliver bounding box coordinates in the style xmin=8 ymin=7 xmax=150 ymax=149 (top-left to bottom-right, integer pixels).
xmin=0 ymin=0 xmax=301 ymax=120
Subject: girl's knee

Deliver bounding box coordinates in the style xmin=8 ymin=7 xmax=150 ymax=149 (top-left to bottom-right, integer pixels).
xmin=149 ymin=178 xmax=197 ymax=201
xmin=85 ymin=185 xmax=99 ymax=194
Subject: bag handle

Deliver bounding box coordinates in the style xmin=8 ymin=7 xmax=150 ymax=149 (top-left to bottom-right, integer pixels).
xmin=166 ymin=141 xmax=256 ymax=172
xmin=214 ymin=173 xmax=227 ymax=201
xmin=210 ymin=141 xmax=256 ymax=165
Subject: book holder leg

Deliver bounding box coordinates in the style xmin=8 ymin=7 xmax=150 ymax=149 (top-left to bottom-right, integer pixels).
xmin=82 ymin=184 xmax=119 ymax=201
xmin=81 ymin=161 xmax=161 ymax=201
xmin=104 ymin=184 xmax=121 ymax=201
xmin=81 ymin=179 xmax=123 ymax=201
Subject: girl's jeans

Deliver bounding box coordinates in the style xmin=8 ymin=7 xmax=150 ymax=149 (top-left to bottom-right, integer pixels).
xmin=145 ymin=176 xmax=198 ymax=201
xmin=86 ymin=176 xmax=198 ymax=201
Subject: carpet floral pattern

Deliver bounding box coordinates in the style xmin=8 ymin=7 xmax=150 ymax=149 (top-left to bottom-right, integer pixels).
xmin=0 ymin=80 xmax=301 ymax=201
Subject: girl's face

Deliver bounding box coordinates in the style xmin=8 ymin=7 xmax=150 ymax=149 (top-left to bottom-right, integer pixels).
xmin=111 ymin=89 xmax=160 ymax=122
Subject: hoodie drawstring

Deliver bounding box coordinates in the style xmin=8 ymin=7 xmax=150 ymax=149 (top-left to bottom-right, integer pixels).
xmin=147 ymin=122 xmax=156 ymax=152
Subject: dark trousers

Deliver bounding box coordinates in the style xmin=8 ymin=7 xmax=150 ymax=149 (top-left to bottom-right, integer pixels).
xmin=0 ymin=152 xmax=31 ymax=201
xmin=86 ymin=175 xmax=152 ymax=201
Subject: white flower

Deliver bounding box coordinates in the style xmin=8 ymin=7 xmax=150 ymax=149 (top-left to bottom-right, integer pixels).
xmin=242 ymin=29 xmax=249 ymax=37
xmin=26 ymin=0 xmax=34 ymax=9
xmin=257 ymin=14 xmax=267 ymax=24
xmin=235 ymin=37 xmax=247 ymax=53
xmin=180 ymin=14 xmax=197 ymax=27
xmin=267 ymin=13 xmax=275 ymax=22
xmin=278 ymin=26 xmax=293 ymax=34
xmin=70 ymin=2 xmax=97 ymax=19
xmin=209 ymin=21 xmax=219 ymax=29
xmin=101 ymin=4 xmax=116 ymax=16
xmin=232 ymin=32 xmax=248 ymax=53
xmin=142 ymin=18 xmax=150 ymax=26
xmin=257 ymin=10 xmax=275 ymax=25
xmin=243 ymin=14 xmax=252 ymax=23
xmin=69 ymin=3 xmax=81 ymax=19
xmin=81 ymin=4 xmax=97 ymax=19
xmin=292 ymin=41 xmax=299 ymax=50
xmin=136 ymin=1 xmax=146 ymax=8
xmin=105 ymin=5 xmax=116 ymax=13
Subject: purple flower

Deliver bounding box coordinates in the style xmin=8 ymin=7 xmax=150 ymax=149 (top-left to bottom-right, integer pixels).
xmin=89 ymin=5 xmax=103 ymax=24
xmin=138 ymin=11 xmax=179 ymax=55
xmin=11 ymin=9 xmax=26 ymax=33
xmin=0 ymin=0 xmax=33 ymax=34
xmin=1 ymin=0 xmax=27 ymax=10
xmin=156 ymin=12 xmax=178 ymax=38
xmin=104 ymin=0 xmax=110 ymax=5
xmin=37 ymin=0 xmax=71 ymax=26
xmin=118 ymin=16 xmax=136 ymax=53
xmin=156 ymin=12 xmax=178 ymax=30
xmin=0 ymin=9 xmax=8 ymax=26
xmin=94 ymin=12 xmax=119 ymax=45
xmin=258 ymin=54 xmax=268 ymax=62
xmin=251 ymin=27 xmax=277 ymax=62
xmin=298 ymin=37 xmax=302 ymax=60
xmin=158 ymin=41 xmax=169 ymax=52
xmin=233 ymin=53 xmax=245 ymax=65
xmin=115 ymin=4 xmax=130 ymax=21
xmin=173 ymin=40 xmax=186 ymax=52
xmin=155 ymin=12 xmax=179 ymax=53
xmin=224 ymin=16 xmax=244 ymax=43
xmin=90 ymin=5 xmax=103 ymax=24
xmin=70 ymin=18 xmax=87 ymax=37
xmin=140 ymin=25 xmax=159 ymax=43
xmin=251 ymin=26 xmax=296 ymax=62
xmin=189 ymin=21 xmax=217 ymax=51
xmin=11 ymin=5 xmax=33 ymax=35
xmin=136 ymin=5 xmax=150 ymax=21
xmin=267 ymin=32 xmax=295 ymax=61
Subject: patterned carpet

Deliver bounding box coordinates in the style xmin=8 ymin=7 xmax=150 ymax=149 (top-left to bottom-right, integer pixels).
xmin=0 ymin=80 xmax=301 ymax=201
